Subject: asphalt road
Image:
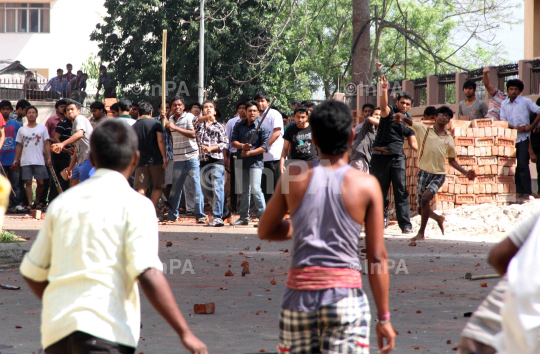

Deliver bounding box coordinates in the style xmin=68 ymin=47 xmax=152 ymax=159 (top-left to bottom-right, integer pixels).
xmin=0 ymin=223 xmax=501 ymax=354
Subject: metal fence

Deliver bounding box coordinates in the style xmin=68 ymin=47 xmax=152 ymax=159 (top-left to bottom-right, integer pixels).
xmin=530 ymin=59 xmax=540 ymax=95
xmin=497 ymin=63 xmax=519 ymax=92
xmin=437 ymin=73 xmax=456 ymax=104
xmin=413 ymin=77 xmax=427 ymax=107
xmin=0 ymin=78 xmax=61 ymax=101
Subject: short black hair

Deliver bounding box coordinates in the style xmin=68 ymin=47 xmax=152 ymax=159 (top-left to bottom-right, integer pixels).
xmin=110 ymin=103 xmax=119 ymax=112
xmin=463 ymin=80 xmax=477 ymax=91
xmin=16 ymin=99 xmax=31 ymax=110
xmin=170 ymin=96 xmax=184 ymax=106
xmin=302 ymin=100 xmax=316 ymax=108
xmin=138 ymin=102 xmax=153 ymax=116
xmin=245 ymin=100 xmax=259 ymax=110
xmin=66 ymin=63 xmax=73 ymax=67
xmin=90 ymin=101 xmax=105 ymax=111
xmin=362 ymin=103 xmax=375 ymax=111
xmin=57 ymin=68 xmax=63 ymax=72
xmin=397 ymin=92 xmax=414 ymax=103
xmin=91 ymin=119 xmax=138 ymax=172
xmin=131 ymin=101 xmax=139 ymax=108
xmin=309 ymin=100 xmax=351 ymax=155
xmin=236 ymin=98 xmax=248 ymax=109
xmin=291 ymin=100 xmax=301 ymax=106
xmin=26 ymin=105 xmax=38 ymax=115
xmin=254 ymin=91 xmax=270 ymax=102
xmin=0 ymin=100 xmax=13 ymax=111
xmin=158 ymin=100 xmax=170 ymax=109
xmin=436 ymin=106 xmax=454 ymax=118
xmin=374 ymin=107 xmax=381 ymax=111
xmin=99 ymin=65 xmax=107 ymax=71
xmin=118 ymin=98 xmax=132 ymax=112
xmin=423 ymin=106 xmax=437 ymax=116
xmin=187 ymin=102 xmax=201 ymax=111
xmin=506 ymin=79 xmax=524 ymax=92
xmin=55 ymin=99 xmax=68 ymax=109
xmin=65 ymin=99 xmax=81 ymax=110
xmin=293 ymin=105 xmax=308 ymax=115
xmin=202 ymin=100 xmax=221 ymax=119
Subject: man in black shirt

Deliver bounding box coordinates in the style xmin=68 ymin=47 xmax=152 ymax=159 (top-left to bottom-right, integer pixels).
xmin=280 ymin=106 xmax=317 ymax=173
xmin=371 ymin=75 xmax=417 ymax=233
xmin=132 ymin=102 xmax=167 ymax=212
xmin=50 ymin=116 xmax=74 ymax=196
xmin=528 ymin=97 xmax=540 ymax=195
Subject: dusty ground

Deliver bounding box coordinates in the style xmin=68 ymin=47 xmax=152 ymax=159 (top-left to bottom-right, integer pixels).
xmin=0 ymin=215 xmax=504 ymax=354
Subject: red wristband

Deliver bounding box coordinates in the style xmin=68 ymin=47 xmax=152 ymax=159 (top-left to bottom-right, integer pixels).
xmin=378 ymin=312 xmax=390 ymax=321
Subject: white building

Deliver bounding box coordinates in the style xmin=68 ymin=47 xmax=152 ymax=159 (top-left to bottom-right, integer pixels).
xmin=0 ymin=0 xmax=106 ymax=79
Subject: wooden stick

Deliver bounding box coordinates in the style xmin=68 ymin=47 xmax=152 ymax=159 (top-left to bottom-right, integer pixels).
xmin=470 ymin=274 xmax=500 ymax=281
xmin=47 ymin=165 xmax=63 ymax=195
xmin=162 ymin=29 xmax=168 ymax=127
xmin=247 ymin=96 xmax=277 ymax=145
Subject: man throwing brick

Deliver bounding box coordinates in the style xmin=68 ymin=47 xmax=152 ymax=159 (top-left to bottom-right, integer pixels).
xmin=394 ymin=106 xmax=476 ymax=241
xmin=500 ymin=79 xmax=540 ymax=200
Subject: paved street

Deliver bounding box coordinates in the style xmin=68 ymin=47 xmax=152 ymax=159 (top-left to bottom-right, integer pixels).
xmin=0 ymin=216 xmax=501 ymax=354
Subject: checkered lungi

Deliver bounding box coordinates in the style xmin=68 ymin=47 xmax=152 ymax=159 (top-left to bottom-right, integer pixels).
xmin=417 ymin=169 xmax=446 ymax=209
xmin=278 ymin=288 xmax=371 ymax=354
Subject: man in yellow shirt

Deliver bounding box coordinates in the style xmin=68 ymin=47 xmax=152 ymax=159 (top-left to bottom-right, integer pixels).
xmin=394 ymin=106 xmax=475 ymax=241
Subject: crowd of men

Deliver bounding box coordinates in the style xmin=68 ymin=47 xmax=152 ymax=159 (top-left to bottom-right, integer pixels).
xmin=3 ymin=65 xmax=540 ymax=354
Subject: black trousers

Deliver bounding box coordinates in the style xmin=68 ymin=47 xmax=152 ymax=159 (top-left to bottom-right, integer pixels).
xmin=48 ymin=155 xmax=71 ymax=203
xmin=45 ymin=331 xmax=135 ymax=354
xmin=515 ymin=139 xmax=532 ymax=195
xmin=370 ymin=153 xmax=412 ymax=231
xmin=262 ymin=160 xmax=280 ymax=203
xmin=532 ymin=143 xmax=540 ymax=194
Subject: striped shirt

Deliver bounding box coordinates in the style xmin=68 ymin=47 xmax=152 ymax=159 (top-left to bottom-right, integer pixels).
xmin=486 ymin=88 xmax=507 ymax=121
xmin=168 ymin=112 xmax=198 ymax=161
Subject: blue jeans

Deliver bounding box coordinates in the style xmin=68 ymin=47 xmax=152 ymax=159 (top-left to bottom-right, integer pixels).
xmin=200 ymin=162 xmax=228 ymax=218
xmin=168 ymin=158 xmax=205 ymax=220
xmin=238 ymin=167 xmax=265 ymax=221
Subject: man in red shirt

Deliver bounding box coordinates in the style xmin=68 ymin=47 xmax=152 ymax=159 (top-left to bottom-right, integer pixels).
xmin=63 ymin=64 xmax=76 ymax=82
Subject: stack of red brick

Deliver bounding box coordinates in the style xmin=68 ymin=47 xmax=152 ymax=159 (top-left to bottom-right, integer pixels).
xmin=388 ymin=118 xmax=518 ymax=212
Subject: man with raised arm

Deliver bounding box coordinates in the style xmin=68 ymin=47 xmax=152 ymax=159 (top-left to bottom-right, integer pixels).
xmin=259 ymin=100 xmax=395 ymax=354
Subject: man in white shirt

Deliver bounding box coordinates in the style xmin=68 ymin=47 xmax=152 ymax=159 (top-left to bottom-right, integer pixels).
xmin=225 ymin=99 xmax=247 ymax=213
xmin=500 ymin=79 xmax=540 ymax=199
xmin=254 ymin=91 xmax=284 ymax=203
xmin=20 ymin=119 xmax=207 ymax=354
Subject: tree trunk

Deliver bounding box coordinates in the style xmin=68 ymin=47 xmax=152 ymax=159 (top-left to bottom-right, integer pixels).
xmin=351 ymin=0 xmax=371 ymax=86
xmin=324 ymin=80 xmax=331 ymax=100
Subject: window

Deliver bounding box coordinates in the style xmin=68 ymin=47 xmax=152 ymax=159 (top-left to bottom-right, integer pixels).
xmin=0 ymin=3 xmax=49 ymax=33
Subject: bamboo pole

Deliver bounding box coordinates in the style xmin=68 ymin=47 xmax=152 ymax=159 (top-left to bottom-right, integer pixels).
xmin=162 ymin=29 xmax=168 ymax=127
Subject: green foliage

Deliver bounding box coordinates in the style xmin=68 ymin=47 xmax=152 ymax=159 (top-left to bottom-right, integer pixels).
xmin=91 ymin=0 xmax=303 ymax=118
xmin=0 ymin=230 xmax=24 ymax=243
xmin=285 ymin=0 xmax=353 ymax=99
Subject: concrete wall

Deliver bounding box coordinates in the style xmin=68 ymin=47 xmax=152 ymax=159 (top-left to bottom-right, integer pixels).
xmin=0 ymin=0 xmax=106 ymax=79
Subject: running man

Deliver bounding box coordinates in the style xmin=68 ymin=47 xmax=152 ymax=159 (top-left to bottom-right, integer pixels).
xmin=393 ymin=106 xmax=476 ymax=241
xmin=258 ymin=100 xmax=395 ymax=354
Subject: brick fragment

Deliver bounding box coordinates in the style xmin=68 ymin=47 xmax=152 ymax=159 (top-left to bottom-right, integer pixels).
xmin=194 ymin=302 xmax=216 ymax=314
